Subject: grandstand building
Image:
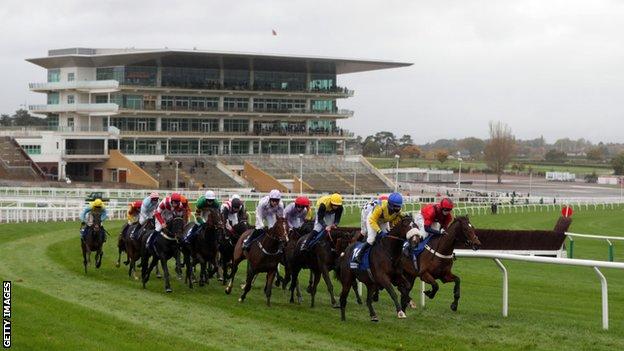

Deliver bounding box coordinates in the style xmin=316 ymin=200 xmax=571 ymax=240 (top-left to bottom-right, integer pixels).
xmin=14 ymin=48 xmax=410 ymax=191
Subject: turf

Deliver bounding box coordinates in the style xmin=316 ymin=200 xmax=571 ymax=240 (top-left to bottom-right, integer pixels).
xmin=1 ymin=207 xmax=624 ymax=350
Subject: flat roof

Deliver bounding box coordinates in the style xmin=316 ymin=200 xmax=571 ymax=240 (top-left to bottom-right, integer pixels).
xmin=26 ymin=48 xmax=412 ymax=74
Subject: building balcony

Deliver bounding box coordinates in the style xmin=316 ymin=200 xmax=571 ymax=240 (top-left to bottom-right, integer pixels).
xmin=29 ymin=103 xmax=119 ymax=116
xmin=29 ymin=80 xmax=120 ymax=93
xmin=118 ymin=104 xmax=353 ymax=118
xmin=62 ymin=148 xmax=110 ymax=161
xmin=120 ymin=84 xmax=354 ymax=98
xmin=117 ymin=129 xmax=351 ymax=139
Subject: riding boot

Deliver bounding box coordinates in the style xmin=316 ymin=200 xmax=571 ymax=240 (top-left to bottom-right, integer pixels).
xmin=302 ymin=230 xmax=320 ymax=251
xmin=184 ymin=223 xmax=200 ymax=245
xmin=146 ymin=231 xmax=157 ymax=249
xmin=354 ymin=242 xmax=371 ymax=264
xmin=243 ymin=228 xmax=263 ymax=251
xmin=130 ymin=224 xmax=141 ymax=241
xmin=80 ymin=226 xmax=88 ymax=241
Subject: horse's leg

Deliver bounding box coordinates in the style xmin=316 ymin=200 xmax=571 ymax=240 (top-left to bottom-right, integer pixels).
xmin=238 ymin=262 xmax=254 ymax=302
xmin=95 ymin=248 xmax=103 ymax=268
xmin=309 ymin=269 xmax=322 ymax=308
xmin=175 ymin=250 xmax=183 ymax=280
xmin=142 ymin=256 xmax=158 ymax=288
xmin=116 ymin=244 xmax=122 ymax=268
xmin=378 ymin=275 xmax=406 ymax=318
xmin=289 ymin=265 xmax=301 ymax=304
xmin=442 ymin=273 xmax=461 ymax=311
xmin=365 ymin=285 xmax=379 ymax=322
xmin=351 ymin=279 xmax=363 ymax=305
xmin=161 ymin=258 xmax=173 ymax=293
xmin=186 ymin=256 xmax=194 ymax=289
xmin=274 ymin=266 xmax=283 ymax=288
xmin=265 ymin=269 xmax=276 ymax=307
xmin=225 ymin=255 xmax=242 ymax=295
xmin=339 ymin=267 xmax=353 ymax=321
xmin=199 ymin=257 xmax=208 ymax=287
xmin=320 ymin=265 xmax=338 ymax=308
xmin=420 ymin=271 xmax=439 ymax=299
xmin=155 ymin=263 xmax=162 ymax=279
xmin=82 ymin=245 xmax=88 ymax=274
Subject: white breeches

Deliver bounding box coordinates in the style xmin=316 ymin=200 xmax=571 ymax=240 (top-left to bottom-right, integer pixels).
xmin=313 ymin=213 xmax=336 ymax=232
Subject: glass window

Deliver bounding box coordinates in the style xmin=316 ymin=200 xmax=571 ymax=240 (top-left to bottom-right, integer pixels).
xmin=96 ymin=66 xmax=156 ymax=86
xmin=318 ymin=140 xmax=336 ymax=154
xmin=253 ymin=98 xmax=305 ymax=113
xmin=110 ymin=117 xmax=156 ymax=132
xmin=290 ymin=141 xmax=306 ymax=154
xmin=311 ymin=100 xmax=335 ymax=112
xmin=46 ymin=114 xmax=59 ymax=128
xmin=47 ymin=69 xmax=60 ymax=83
xmin=253 ymin=70 xmax=306 ymax=91
xmin=95 ymin=95 xmax=108 ymax=103
xmin=223 ymin=119 xmax=248 ymax=133
xmin=230 ymin=140 xmax=249 ymax=154
xmin=201 ymin=140 xmax=220 ymax=155
xmin=96 ymin=67 xmax=124 ymax=81
xmin=169 ymin=139 xmax=199 ymax=155
xmin=261 ymin=140 xmax=289 ymax=154
xmin=223 ymin=69 xmax=249 ymax=89
xmin=309 ymin=73 xmax=336 ymax=91
xmin=161 ymin=67 xmax=220 ymax=89
xmin=67 ymin=95 xmax=75 ymax=104
xmin=47 ymin=92 xmax=59 ymax=105
xmin=110 ymin=94 xmax=143 ymax=109
xmin=21 ymin=145 xmax=41 ymax=155
xmin=224 ymin=97 xmax=249 ymax=111
xmin=67 ymin=72 xmax=75 ymax=82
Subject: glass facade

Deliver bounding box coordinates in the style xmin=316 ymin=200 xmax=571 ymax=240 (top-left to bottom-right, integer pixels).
xmin=161 ymin=118 xmax=218 ymax=133
xmin=161 ymin=67 xmax=220 ymax=89
xmin=230 ymin=140 xmax=249 ymax=154
xmin=201 ymin=140 xmax=220 ymax=155
xmin=224 ymin=97 xmax=248 ymax=111
xmin=253 ymin=98 xmax=305 ymax=113
xmin=161 ymin=95 xmax=218 ymax=111
xmin=253 ymin=70 xmax=306 ymax=91
xmin=22 ymin=145 xmax=41 ymax=155
xmin=223 ymin=119 xmax=248 ymax=133
xmin=46 ymin=114 xmax=59 ymax=128
xmin=111 ymin=94 xmax=144 ymax=109
xmin=261 ymin=140 xmax=289 ymax=154
xmin=291 ymin=141 xmax=306 ymax=154
xmin=47 ymin=92 xmax=59 ymax=105
xmin=223 ymin=69 xmax=249 ymax=89
xmin=253 ymin=120 xmax=305 ymax=135
xmin=311 ymin=100 xmax=335 ymax=112
xmin=318 ymin=140 xmax=337 ymax=154
xmin=110 ymin=117 xmax=157 ymax=132
xmin=47 ymin=69 xmax=60 ymax=83
xmin=169 ymin=139 xmax=199 ymax=154
xmin=97 ymin=66 xmax=157 ymax=86
xmin=308 ymin=119 xmax=336 ymax=134
xmin=309 ymin=73 xmax=336 ymax=91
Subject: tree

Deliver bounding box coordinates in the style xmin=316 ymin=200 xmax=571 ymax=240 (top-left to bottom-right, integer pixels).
xmin=398 ymin=134 xmax=414 ymax=147
xmin=399 ymin=145 xmax=421 ymax=159
xmin=586 ymin=147 xmax=605 ymax=161
xmin=612 ymin=152 xmax=624 ymax=175
xmin=362 ymin=137 xmax=382 ymax=156
xmin=0 ymin=109 xmax=46 ymax=127
xmin=435 ymin=150 xmax=449 ymax=164
xmin=484 ymin=121 xmax=515 ymax=183
xmin=544 ymin=149 xmax=567 ymax=162
xmin=458 ymin=137 xmax=485 ymax=159
xmin=374 ymin=131 xmax=398 ymax=156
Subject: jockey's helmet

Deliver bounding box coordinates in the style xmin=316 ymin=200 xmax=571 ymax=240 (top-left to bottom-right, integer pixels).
xmin=171 ymin=193 xmax=182 ymax=203
xmin=92 ymin=199 xmax=104 ymax=208
xmin=379 ymin=194 xmax=389 ymax=201
xmin=231 ymin=198 xmax=242 ymax=210
xmin=133 ymin=200 xmax=142 ymax=209
xmin=149 ymin=191 xmax=160 ymax=199
xmin=269 ymin=189 xmax=282 ymax=200
xmin=440 ymin=198 xmax=454 ymax=211
xmin=295 ymin=196 xmax=310 ymax=208
xmin=205 ymin=190 xmax=216 ymax=200
xmin=388 ymin=192 xmax=403 ymax=212
xmin=330 ymin=193 xmax=343 ymax=206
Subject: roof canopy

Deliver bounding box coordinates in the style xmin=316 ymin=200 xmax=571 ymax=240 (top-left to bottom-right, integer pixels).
xmin=26 ymin=48 xmax=412 ymax=74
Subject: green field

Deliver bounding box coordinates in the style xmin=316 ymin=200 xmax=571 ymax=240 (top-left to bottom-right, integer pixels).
xmin=1 ymin=208 xmax=624 ymax=350
xmin=367 ymin=157 xmax=614 ymax=176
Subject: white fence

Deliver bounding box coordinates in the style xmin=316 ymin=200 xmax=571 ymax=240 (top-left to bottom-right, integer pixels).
xmin=419 ymin=251 xmax=624 ymax=330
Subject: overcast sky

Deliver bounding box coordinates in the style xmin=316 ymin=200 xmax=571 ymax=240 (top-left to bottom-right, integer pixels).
xmin=1 ymin=0 xmax=624 ymax=144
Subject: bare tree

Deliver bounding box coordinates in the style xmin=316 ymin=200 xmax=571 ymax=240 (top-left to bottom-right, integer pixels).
xmin=484 ymin=121 xmax=515 ymax=183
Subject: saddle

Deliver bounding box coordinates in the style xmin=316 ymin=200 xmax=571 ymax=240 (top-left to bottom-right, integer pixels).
xmin=350 ymin=242 xmax=372 ymax=270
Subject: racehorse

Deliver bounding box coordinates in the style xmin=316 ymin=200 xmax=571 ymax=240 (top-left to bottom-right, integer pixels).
xmin=182 ymin=208 xmax=224 ymax=288
xmin=81 ymin=214 xmax=106 ymax=274
xmin=117 ymin=219 xmax=153 ymax=279
xmin=287 ymin=226 xmax=358 ymax=308
xmin=279 ymin=220 xmax=314 ymax=293
xmin=338 ymin=215 xmax=415 ymax=322
xmin=399 ymin=215 xmax=481 ymax=312
xmin=141 ymin=216 xmax=185 ymax=293
xmin=218 ymin=220 xmax=249 ymax=285
xmin=225 ymin=217 xmax=289 ymax=307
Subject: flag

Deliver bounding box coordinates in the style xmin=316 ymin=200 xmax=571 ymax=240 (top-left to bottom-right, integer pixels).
xmin=272 ymin=29 xmax=277 ymax=36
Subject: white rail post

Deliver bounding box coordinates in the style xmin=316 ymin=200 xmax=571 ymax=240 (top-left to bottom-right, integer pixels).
xmin=493 ymin=258 xmax=508 ymax=317
xmin=593 ymin=267 xmax=609 ymax=330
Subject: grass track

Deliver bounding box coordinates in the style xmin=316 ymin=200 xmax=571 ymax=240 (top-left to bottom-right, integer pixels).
xmin=1 ymin=208 xmax=624 ymax=350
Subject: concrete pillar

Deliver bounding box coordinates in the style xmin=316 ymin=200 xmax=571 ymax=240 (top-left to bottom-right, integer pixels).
xmin=229 ymin=139 xmax=232 ymax=155
xmin=288 ymin=139 xmax=291 ymax=155
xmin=249 ymin=97 xmax=254 ymax=112
xmin=156 ymin=66 xmax=162 ymax=87
xmin=218 ymin=96 xmax=224 ymax=111
xmin=166 ymin=139 xmax=169 ymax=155
xmin=198 ymin=139 xmax=201 ymax=155
xmin=258 ymin=139 xmax=262 ymax=154
xmin=219 ymin=118 xmax=224 ymax=132
xmin=219 ymin=66 xmax=224 ymax=87
xmin=133 ymin=139 xmax=137 ymax=154
xmin=306 ymin=98 xmax=311 ymax=112
xmin=218 ymin=140 xmax=224 ymax=155
xmin=249 ymin=60 xmax=254 ymax=89
xmin=104 ymin=139 xmax=109 ymax=155
xmin=248 ymin=118 xmax=254 ymax=133
xmin=305 ymin=140 xmax=311 ymax=154
xmin=156 ymin=116 xmax=162 ymax=132
xmin=248 ymin=140 xmax=254 ymax=154
xmin=316 ymin=139 xmax=319 ymax=155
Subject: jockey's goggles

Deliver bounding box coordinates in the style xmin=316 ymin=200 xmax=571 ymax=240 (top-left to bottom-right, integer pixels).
xmin=390 ymin=205 xmax=401 ymax=212
xmin=295 ymin=204 xmax=304 ymax=209
xmin=171 ymin=200 xmax=180 ymax=206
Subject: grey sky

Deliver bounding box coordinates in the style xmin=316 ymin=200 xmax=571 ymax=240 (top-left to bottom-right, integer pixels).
xmin=1 ymin=0 xmax=624 ymax=144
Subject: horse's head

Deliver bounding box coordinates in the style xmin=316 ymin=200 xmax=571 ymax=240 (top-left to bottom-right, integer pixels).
xmin=268 ymin=217 xmax=289 ymax=244
xmin=92 ymin=213 xmax=102 ymax=231
xmin=390 ymin=214 xmax=416 ymax=240
xmin=205 ymin=208 xmax=225 ymax=235
xmin=334 ymin=230 xmax=358 ymax=254
xmin=166 ymin=216 xmax=185 ymax=239
xmin=451 ymin=216 xmax=481 ymax=250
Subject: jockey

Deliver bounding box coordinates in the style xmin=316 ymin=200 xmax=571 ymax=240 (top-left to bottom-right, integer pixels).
xmin=243 ymin=189 xmax=284 ymax=251
xmin=284 ymin=196 xmax=312 ymax=230
xmin=354 ymin=192 xmax=404 ymax=264
xmin=131 ymin=191 xmax=160 ymax=240
xmin=126 ymin=200 xmax=143 ymax=225
xmin=184 ymin=190 xmax=221 ymax=244
xmin=180 ymin=194 xmax=192 ymax=223
xmin=360 ymin=194 xmax=388 ymax=237
xmin=301 ymin=193 xmax=343 ymax=251
xmin=147 ymin=192 xmax=186 ymax=248
xmin=221 ymin=195 xmax=248 ymax=232
xmin=80 ymin=198 xmax=108 ymax=242
xmin=414 ymin=197 xmax=454 ymax=243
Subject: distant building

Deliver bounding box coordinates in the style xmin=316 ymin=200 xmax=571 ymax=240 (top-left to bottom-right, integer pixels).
xmin=21 ymin=48 xmax=411 ymax=181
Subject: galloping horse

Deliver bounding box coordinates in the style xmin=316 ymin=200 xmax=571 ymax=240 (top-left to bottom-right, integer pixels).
xmin=182 ymin=208 xmax=224 ymax=288
xmin=218 ymin=220 xmax=249 ymax=285
xmin=141 ymin=216 xmax=185 ymax=293
xmin=399 ymin=215 xmax=481 ymax=312
xmin=338 ymin=215 xmax=414 ymax=322
xmin=279 ymin=220 xmax=314 ymax=293
xmin=118 ymin=219 xmax=153 ymax=279
xmin=288 ymin=227 xmax=357 ymax=308
xmin=225 ymin=217 xmax=289 ymax=306
xmin=81 ymin=214 xmax=106 ymax=274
